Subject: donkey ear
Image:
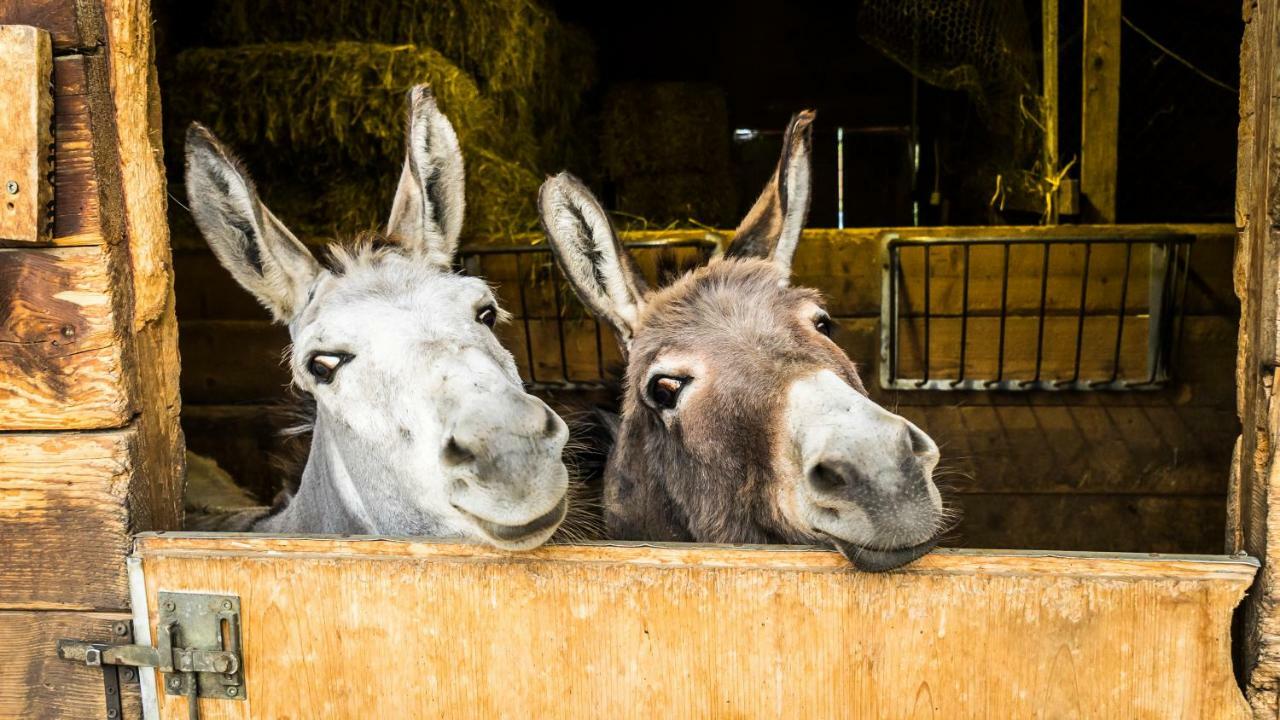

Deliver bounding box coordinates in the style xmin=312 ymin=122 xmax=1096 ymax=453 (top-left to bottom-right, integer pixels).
xmin=185 ymin=123 xmax=322 ymax=323
xmin=726 ymin=110 xmax=815 ymax=279
xmin=386 ymin=85 xmax=466 ymax=268
xmin=538 ymin=173 xmax=646 ymax=345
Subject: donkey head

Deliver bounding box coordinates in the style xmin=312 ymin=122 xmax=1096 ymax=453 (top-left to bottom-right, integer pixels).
xmin=185 ymin=86 xmax=569 ymax=548
xmin=539 ymin=111 xmax=946 ymax=570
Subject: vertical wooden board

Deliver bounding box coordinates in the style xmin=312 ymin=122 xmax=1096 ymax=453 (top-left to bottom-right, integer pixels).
xmin=135 ymin=536 xmax=1254 ymax=719
xmin=0 ymin=25 xmax=53 ymax=245
xmin=0 ymin=428 xmax=138 ymax=610
xmin=1081 ymin=0 xmax=1122 ymax=222
xmin=0 ymin=611 xmax=141 ymax=719
xmin=103 ymin=0 xmax=172 ymax=327
xmin=0 ymin=245 xmax=134 ymax=429
xmin=0 ymin=0 xmax=104 ymax=51
xmin=51 ymin=55 xmax=106 ymax=246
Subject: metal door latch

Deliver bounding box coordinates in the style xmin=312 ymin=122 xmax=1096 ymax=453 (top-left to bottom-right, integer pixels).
xmin=57 ymin=592 xmax=247 ymax=718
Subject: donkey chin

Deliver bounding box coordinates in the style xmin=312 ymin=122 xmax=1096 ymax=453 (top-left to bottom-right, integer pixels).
xmin=786 ymin=370 xmax=947 ymax=572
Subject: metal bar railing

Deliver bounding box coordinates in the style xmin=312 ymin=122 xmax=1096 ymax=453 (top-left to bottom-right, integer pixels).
xmin=880 ymin=231 xmax=1196 ymax=392
xmin=459 ymin=237 xmax=720 ymax=390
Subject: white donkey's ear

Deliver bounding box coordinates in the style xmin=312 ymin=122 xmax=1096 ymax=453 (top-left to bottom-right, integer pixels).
xmin=726 ymin=110 xmax=815 ymax=279
xmin=538 ymin=173 xmax=646 ymax=346
xmin=386 ymin=85 xmax=466 ymax=268
xmin=185 ymin=123 xmax=322 ymax=323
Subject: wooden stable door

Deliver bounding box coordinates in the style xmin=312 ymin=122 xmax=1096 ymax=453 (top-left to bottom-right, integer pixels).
xmin=131 ymin=534 xmax=1255 ymax=719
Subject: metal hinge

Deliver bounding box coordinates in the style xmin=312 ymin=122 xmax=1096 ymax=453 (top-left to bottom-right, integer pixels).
xmin=57 ymin=592 xmax=247 ymax=718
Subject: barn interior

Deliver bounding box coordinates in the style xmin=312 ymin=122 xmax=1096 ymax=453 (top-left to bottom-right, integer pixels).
xmin=153 ymin=0 xmax=1242 ymax=554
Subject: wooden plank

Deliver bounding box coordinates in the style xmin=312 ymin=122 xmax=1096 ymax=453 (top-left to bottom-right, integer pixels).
xmin=0 ymin=245 xmax=134 ymax=430
xmin=1080 ymin=0 xmax=1122 ymax=222
xmin=897 ymin=403 xmax=1236 ymax=496
xmin=0 ymin=610 xmax=141 ymax=719
xmin=0 ymin=26 xmax=53 ymax=245
xmin=1232 ymin=1 xmax=1280 ymax=715
xmin=178 ymin=320 xmax=290 ymax=404
xmin=0 ymin=427 xmax=138 ymax=610
xmin=135 ymin=534 xmax=1254 ymax=719
xmin=0 ymin=0 xmax=104 ymax=51
xmin=953 ymin=494 xmax=1226 ymax=554
xmin=51 ymin=54 xmax=108 ymax=246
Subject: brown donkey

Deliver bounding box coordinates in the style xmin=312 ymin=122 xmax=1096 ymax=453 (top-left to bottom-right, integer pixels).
xmin=538 ymin=112 xmax=949 ymax=570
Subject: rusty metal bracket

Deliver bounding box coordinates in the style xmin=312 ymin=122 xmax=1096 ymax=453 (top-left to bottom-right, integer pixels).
xmin=58 ymin=591 xmax=247 ymax=717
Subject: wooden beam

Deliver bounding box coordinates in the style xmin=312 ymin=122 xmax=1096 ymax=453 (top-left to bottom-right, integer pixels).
xmin=0 ymin=245 xmax=133 ymax=430
xmin=101 ymin=0 xmax=185 ymax=539
xmin=0 ymin=427 xmax=138 ymax=610
xmin=1081 ymin=0 xmax=1122 ymax=222
xmin=0 ymin=611 xmax=141 ymax=718
xmin=0 ymin=26 xmax=53 ymax=245
xmin=135 ymin=535 xmax=1254 ymax=718
xmin=0 ymin=0 xmax=104 ymax=51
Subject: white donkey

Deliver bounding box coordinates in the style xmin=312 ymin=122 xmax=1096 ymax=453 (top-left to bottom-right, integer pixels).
xmin=183 ymin=86 xmax=570 ymax=549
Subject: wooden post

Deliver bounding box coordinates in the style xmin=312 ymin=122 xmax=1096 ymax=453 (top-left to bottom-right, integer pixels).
xmin=1081 ymin=0 xmax=1122 ymax=223
xmin=1041 ymin=0 xmax=1059 ymax=224
xmin=0 ymin=25 xmax=53 ymax=244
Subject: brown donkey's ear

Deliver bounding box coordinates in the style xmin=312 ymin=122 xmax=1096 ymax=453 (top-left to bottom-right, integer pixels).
xmin=185 ymin=123 xmax=322 ymax=323
xmin=386 ymin=85 xmax=466 ymax=268
xmin=538 ymin=173 xmax=646 ymax=348
xmin=726 ymin=110 xmax=815 ymax=279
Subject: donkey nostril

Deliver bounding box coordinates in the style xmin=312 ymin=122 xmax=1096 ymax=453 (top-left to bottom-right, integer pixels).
xmin=808 ymin=463 xmax=848 ymax=494
xmin=442 ymin=436 xmax=476 ymax=466
xmin=542 ymin=406 xmax=561 ymax=439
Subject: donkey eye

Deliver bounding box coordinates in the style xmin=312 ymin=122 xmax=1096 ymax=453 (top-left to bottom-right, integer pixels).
xmin=648 ymin=375 xmax=687 ymax=410
xmin=814 ymin=314 xmax=835 ymax=338
xmin=477 ymin=304 xmax=498 ymax=328
xmin=307 ymin=352 xmax=351 ymax=385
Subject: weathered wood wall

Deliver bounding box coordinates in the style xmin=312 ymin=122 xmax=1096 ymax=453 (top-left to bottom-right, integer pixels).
xmin=1233 ymin=0 xmax=1280 ymax=716
xmin=175 ymin=223 xmax=1238 ymax=554
xmin=0 ymin=0 xmax=183 ymax=717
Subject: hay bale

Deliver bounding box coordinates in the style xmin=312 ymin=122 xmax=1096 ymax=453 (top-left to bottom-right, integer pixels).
xmin=166 ymin=42 xmax=538 ymax=173
xmin=254 ymin=147 xmax=540 ymax=244
xmin=601 ymin=83 xmax=732 ymax=178
xmin=614 ymin=172 xmax=738 ymax=228
xmin=199 ymin=0 xmax=596 ymax=151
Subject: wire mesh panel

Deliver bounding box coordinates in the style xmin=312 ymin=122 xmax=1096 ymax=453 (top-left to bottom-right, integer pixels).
xmin=459 ymin=236 xmax=721 ymax=389
xmin=879 ymin=232 xmax=1194 ymax=391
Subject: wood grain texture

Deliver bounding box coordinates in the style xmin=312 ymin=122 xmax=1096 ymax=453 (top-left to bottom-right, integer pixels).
xmin=51 ymin=54 xmax=107 ymax=246
xmin=1080 ymin=0 xmax=1122 ymax=222
xmin=0 ymin=610 xmax=141 ymax=719
xmin=103 ymin=0 xmax=172 ymax=327
xmin=135 ymin=535 xmax=1254 ymax=719
xmin=0 ymin=427 xmax=138 ymax=610
xmin=0 ymin=0 xmax=104 ymax=51
xmin=0 ymin=245 xmax=134 ymax=429
xmin=103 ymin=0 xmax=186 ymax=536
xmin=0 ymin=25 xmax=53 ymax=245
xmin=1231 ymin=0 xmax=1280 ymax=715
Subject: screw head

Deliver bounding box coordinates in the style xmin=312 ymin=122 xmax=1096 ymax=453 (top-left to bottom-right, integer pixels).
xmin=221 ymin=600 xmax=233 ymax=610
xmin=226 ymin=686 xmax=239 ymax=697
xmin=107 ymin=709 xmax=119 ymax=719
xmin=121 ymin=668 xmax=136 ymax=682
xmin=5 ymin=180 xmax=17 ymax=194
xmin=163 ymin=600 xmax=176 ymax=613
xmin=113 ymin=621 xmax=129 ymax=636
xmin=168 ymin=676 xmax=181 ymax=689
